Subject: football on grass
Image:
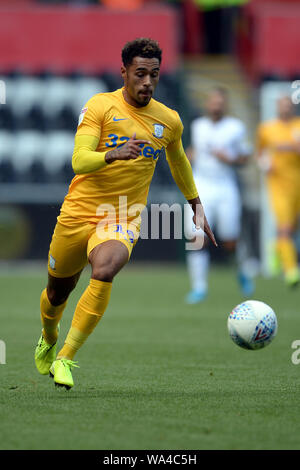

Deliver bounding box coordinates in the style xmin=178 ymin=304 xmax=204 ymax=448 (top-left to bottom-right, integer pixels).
xmin=227 ymin=300 xmax=278 ymax=350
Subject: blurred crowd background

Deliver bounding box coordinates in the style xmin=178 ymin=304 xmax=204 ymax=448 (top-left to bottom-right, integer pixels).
xmin=0 ymin=0 xmax=299 ymax=272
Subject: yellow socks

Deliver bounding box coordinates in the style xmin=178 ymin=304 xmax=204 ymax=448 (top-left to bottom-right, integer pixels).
xmin=57 ymin=279 xmax=112 ymax=360
xmin=276 ymin=236 xmax=298 ymax=275
xmin=40 ymin=289 xmax=67 ymax=345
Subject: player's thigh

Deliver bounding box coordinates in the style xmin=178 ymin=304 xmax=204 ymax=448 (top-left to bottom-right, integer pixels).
xmin=216 ymin=184 xmax=241 ymax=241
xmin=87 ymin=222 xmax=139 ymax=280
xmin=48 ymin=221 xmax=91 ymax=278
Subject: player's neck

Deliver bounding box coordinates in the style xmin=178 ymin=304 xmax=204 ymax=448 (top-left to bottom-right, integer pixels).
xmin=209 ymin=114 xmax=224 ymax=123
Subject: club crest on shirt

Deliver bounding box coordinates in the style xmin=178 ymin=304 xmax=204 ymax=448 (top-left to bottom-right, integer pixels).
xmin=152 ymin=123 xmax=164 ymax=138
xmin=78 ymin=107 xmax=88 ymax=126
xmin=49 ymin=254 xmax=56 ymax=270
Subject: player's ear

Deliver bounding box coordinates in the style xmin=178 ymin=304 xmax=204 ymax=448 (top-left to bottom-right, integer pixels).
xmin=121 ymin=65 xmax=126 ymax=81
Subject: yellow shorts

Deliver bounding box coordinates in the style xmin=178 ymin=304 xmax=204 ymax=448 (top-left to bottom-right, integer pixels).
xmin=268 ymin=178 xmax=300 ymax=227
xmin=48 ymin=219 xmax=139 ymax=278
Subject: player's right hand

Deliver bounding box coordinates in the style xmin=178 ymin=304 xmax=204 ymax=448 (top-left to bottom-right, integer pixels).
xmin=105 ymin=133 xmax=151 ymax=163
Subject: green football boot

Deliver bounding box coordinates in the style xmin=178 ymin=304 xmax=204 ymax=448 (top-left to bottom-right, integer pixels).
xmin=49 ymin=358 xmax=79 ymax=390
xmin=35 ymin=325 xmax=60 ymax=375
xmin=285 ymin=268 xmax=300 ymax=288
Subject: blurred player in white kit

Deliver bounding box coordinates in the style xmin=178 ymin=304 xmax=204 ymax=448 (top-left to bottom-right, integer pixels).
xmin=184 ymin=87 xmax=254 ymax=304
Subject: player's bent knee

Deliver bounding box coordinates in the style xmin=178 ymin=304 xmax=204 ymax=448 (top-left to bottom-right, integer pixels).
xmin=89 ymin=241 xmax=129 ymax=282
xmin=91 ymin=260 xmax=125 ymax=282
xmin=91 ymin=253 xmax=128 ymax=282
xmin=91 ymin=268 xmax=113 ymax=282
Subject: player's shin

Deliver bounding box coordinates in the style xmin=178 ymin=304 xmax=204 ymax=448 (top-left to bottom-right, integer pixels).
xmin=57 ymin=279 xmax=112 ymax=360
xmin=40 ymin=289 xmax=67 ymax=345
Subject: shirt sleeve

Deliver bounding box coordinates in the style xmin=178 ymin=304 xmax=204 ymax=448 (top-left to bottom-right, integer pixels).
xmin=166 ymin=116 xmax=199 ymax=201
xmin=76 ymin=94 xmax=104 ymax=139
xmin=166 ymin=139 xmax=199 ymax=200
xmin=169 ymin=111 xmax=184 ymax=144
xmin=72 ymin=134 xmax=108 ymax=175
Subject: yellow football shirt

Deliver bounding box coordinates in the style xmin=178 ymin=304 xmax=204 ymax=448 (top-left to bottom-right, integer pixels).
xmin=58 ymin=87 xmax=198 ymax=227
xmin=257 ymin=117 xmax=300 ymax=225
xmin=257 ymin=117 xmax=300 ymax=183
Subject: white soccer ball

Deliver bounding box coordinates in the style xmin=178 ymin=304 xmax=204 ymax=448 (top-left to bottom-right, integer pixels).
xmin=227 ymin=300 xmax=278 ymax=350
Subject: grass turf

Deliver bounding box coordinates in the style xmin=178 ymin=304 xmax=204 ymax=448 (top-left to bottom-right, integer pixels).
xmin=0 ymin=263 xmax=300 ymax=450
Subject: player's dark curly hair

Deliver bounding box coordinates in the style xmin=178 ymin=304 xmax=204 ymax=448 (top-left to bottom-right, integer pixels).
xmin=122 ymin=38 xmax=162 ymax=67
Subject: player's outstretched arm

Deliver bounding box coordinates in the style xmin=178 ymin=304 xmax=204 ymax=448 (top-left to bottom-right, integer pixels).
xmin=166 ymin=138 xmax=217 ymax=247
xmin=72 ymin=134 xmax=150 ymax=175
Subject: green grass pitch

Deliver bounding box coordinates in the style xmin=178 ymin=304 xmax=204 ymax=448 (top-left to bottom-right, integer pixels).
xmin=0 ymin=263 xmax=300 ymax=450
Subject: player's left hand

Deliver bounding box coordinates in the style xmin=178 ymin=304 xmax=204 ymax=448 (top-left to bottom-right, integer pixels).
xmin=191 ymin=202 xmax=218 ymax=247
xmin=193 ymin=214 xmax=218 ymax=248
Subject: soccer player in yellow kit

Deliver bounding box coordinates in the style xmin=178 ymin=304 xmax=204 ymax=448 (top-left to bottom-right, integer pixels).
xmin=256 ymin=95 xmax=300 ymax=287
xmin=35 ymin=38 xmax=216 ymax=389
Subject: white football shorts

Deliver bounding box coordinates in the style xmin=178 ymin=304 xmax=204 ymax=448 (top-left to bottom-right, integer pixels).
xmin=184 ymin=176 xmax=241 ymax=242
